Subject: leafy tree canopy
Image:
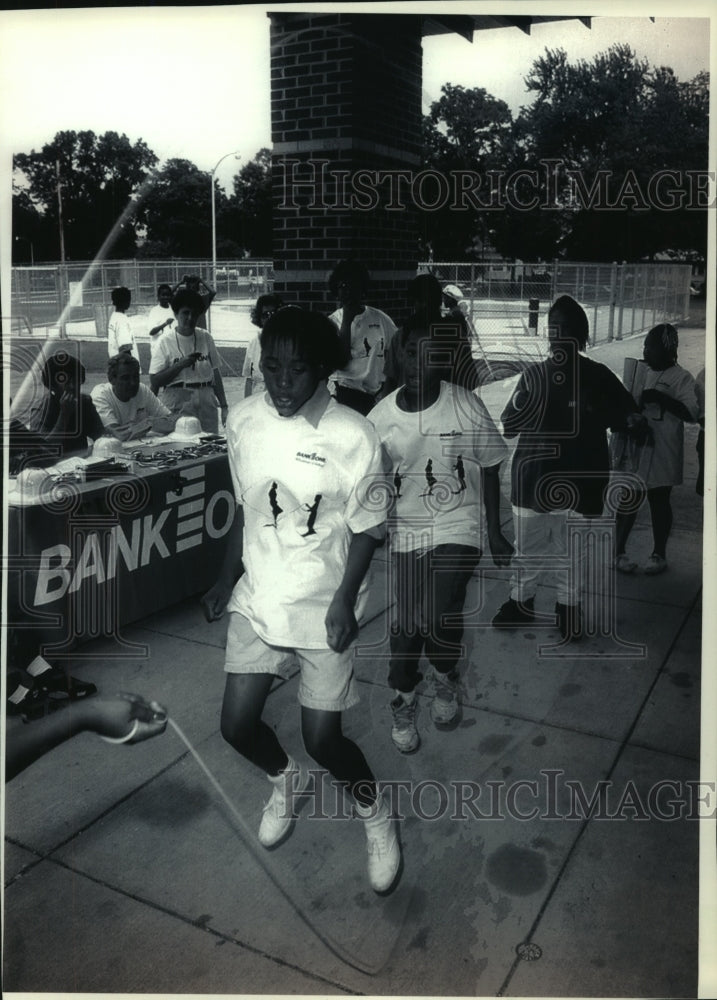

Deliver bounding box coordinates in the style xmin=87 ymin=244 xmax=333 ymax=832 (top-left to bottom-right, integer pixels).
xmin=13 ymin=130 xmax=157 ymax=260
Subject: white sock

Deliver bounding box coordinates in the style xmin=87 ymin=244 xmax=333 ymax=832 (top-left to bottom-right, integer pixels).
xmin=27 ymin=656 xmax=53 ymax=678
xmin=268 ymin=756 xmax=297 ymax=784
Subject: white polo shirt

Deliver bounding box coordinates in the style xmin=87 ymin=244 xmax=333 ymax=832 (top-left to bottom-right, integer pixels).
xmin=369 ymin=382 xmax=508 ymax=553
xmin=91 ymin=382 xmax=174 ymax=441
xmin=226 ymin=383 xmax=386 ymax=648
xmin=149 ymin=327 xmax=219 ymax=385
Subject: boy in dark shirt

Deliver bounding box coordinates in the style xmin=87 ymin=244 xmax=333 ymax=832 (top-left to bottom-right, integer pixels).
xmin=492 ymin=295 xmax=641 ymax=641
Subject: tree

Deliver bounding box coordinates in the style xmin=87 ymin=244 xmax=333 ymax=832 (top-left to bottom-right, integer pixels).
xmin=422 ymin=85 xmax=515 ymax=260
xmin=136 ymin=159 xmax=215 ymax=258
xmin=13 ymin=130 xmax=158 ymax=260
xmin=221 ymin=148 xmax=272 ymax=257
xmin=516 ymin=45 xmax=710 ymax=260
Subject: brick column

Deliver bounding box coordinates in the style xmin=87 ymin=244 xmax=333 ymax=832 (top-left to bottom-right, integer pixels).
xmin=269 ymin=12 xmax=423 ymax=319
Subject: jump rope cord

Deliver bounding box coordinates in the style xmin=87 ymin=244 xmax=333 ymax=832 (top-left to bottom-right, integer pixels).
xmin=167 ymin=717 xmax=382 ymax=977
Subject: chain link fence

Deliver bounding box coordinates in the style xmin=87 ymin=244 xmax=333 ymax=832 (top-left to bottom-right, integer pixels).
xmin=9 ymin=258 xmax=691 ymax=348
xmin=420 ymin=259 xmax=692 ymax=346
xmin=8 ymin=259 xmax=274 ymax=338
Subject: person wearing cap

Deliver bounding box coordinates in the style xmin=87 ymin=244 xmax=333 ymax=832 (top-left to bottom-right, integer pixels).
xmin=91 ymin=353 xmax=176 ymax=441
xmin=149 ymin=288 xmax=228 ymax=433
xmin=326 ymin=259 xmax=397 ymax=415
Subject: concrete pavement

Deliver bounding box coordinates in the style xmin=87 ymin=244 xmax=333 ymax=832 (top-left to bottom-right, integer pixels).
xmin=3 ymin=327 xmax=707 ymax=997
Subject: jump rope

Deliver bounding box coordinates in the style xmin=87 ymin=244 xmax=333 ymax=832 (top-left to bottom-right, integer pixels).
xmin=142 ymin=330 xmax=405 ymax=975
xmin=165 ymin=716 xmax=403 ymax=977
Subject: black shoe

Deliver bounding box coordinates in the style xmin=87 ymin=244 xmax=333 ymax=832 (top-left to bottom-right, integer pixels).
xmin=492 ymin=597 xmax=536 ymax=629
xmin=555 ymin=602 xmax=583 ymax=641
xmin=38 ymin=670 xmax=97 ymax=701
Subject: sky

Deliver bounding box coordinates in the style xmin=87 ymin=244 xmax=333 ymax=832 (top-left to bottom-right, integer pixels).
xmin=0 ymin=1 xmax=712 ymax=195
xmin=0 ymin=0 xmax=713 ymax=294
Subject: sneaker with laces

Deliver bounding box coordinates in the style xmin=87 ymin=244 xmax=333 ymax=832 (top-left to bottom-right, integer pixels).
xmin=258 ymin=758 xmax=309 ymax=848
xmin=390 ymin=694 xmax=420 ymax=753
xmin=430 ymin=669 xmax=459 ymax=724
xmin=615 ymin=554 xmax=638 ymax=574
xmin=643 ymin=553 xmax=668 ymax=575
xmin=356 ymin=794 xmax=401 ymax=893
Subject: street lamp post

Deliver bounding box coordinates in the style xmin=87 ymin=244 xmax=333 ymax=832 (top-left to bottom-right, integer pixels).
xmin=14 ymin=235 xmax=34 ymax=265
xmin=211 ymin=149 xmax=241 ymax=331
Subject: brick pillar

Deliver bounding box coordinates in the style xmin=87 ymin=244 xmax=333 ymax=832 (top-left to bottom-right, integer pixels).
xmin=269 ymin=12 xmax=423 ymax=320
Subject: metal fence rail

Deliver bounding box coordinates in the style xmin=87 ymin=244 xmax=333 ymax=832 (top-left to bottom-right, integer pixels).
xmin=9 ymin=258 xmax=691 ymax=346
xmin=9 ymin=259 xmax=274 ymax=337
xmin=420 ymin=260 xmax=692 ymax=345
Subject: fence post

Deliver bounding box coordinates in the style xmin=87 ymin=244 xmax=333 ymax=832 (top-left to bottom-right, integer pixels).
xmin=469 ymin=264 xmax=475 ymax=321
xmin=607 ymin=261 xmax=617 ymax=342
xmin=616 ymin=264 xmax=626 ymax=341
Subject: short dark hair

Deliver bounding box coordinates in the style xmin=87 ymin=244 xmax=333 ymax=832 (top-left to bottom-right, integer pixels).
xmin=41 ymin=351 xmax=86 ymax=389
xmin=328 ymin=259 xmax=370 ymax=297
xmin=548 ymin=295 xmax=589 ymax=349
xmin=157 ymin=283 xmax=172 ymax=296
xmin=645 ymin=323 xmax=679 ymax=364
xmin=408 ymin=273 xmax=442 ymax=312
xmin=250 ymin=293 xmax=284 ymax=327
xmin=111 ymin=286 xmax=131 ymax=309
xmin=260 ymin=307 xmax=349 ymax=373
xmin=171 ymin=287 xmax=205 ymax=315
xmin=108 ymin=352 xmax=140 ymax=381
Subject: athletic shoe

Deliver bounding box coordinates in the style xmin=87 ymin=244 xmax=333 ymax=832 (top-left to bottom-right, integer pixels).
xmin=356 ymin=794 xmax=401 ymax=893
xmin=615 ymin=554 xmax=638 ymax=574
xmin=390 ymin=694 xmax=420 ymax=753
xmin=555 ymin=602 xmax=583 ymax=641
xmin=430 ymin=669 xmax=460 ymax=724
xmin=258 ymin=758 xmax=309 ymax=847
xmin=643 ymin=553 xmax=668 ymax=575
xmin=492 ymin=597 xmax=536 ymax=628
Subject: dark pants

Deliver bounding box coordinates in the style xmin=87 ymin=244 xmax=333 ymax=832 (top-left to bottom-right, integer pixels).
xmin=388 ymin=544 xmax=481 ymax=693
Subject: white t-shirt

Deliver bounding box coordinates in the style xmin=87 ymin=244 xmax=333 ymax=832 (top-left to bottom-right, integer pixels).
xmin=146 ymin=303 xmax=174 ymax=335
xmin=369 ymin=382 xmax=508 ymax=553
xmin=149 ymin=327 xmax=219 ymax=385
xmin=640 ymin=363 xmax=699 ymax=488
xmin=226 ymin=383 xmax=386 ymax=648
xmin=108 ymin=311 xmax=140 ymax=369
xmin=91 ymin=382 xmax=174 ymax=441
xmin=242 ymin=335 xmax=265 ymax=392
xmin=328 ymin=305 xmax=397 ymax=396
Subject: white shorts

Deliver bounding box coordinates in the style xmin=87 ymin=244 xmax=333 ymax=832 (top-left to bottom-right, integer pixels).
xmin=224 ymin=613 xmax=359 ymax=713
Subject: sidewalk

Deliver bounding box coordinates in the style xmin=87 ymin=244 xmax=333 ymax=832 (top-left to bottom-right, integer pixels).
xmin=3 ymin=329 xmax=706 ymax=997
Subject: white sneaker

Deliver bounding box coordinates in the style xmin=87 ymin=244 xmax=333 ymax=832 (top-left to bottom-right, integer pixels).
xmin=390 ymin=693 xmax=420 ymax=753
xmin=615 ymin=553 xmax=638 ymax=574
xmin=258 ymin=758 xmax=309 ymax=848
xmin=643 ymin=553 xmax=668 ymax=575
xmin=430 ymin=669 xmax=460 ymax=724
xmin=356 ymin=794 xmax=401 ymax=893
